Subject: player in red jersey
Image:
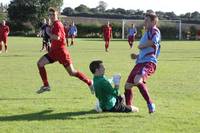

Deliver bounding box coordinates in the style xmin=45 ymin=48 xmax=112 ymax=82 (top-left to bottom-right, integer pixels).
xmin=64 ymin=23 xmax=69 ymax=47
xmin=36 ymin=8 xmax=94 ymax=94
xmin=0 ymin=20 xmax=10 ymax=53
xmin=103 ymin=21 xmax=112 ymax=52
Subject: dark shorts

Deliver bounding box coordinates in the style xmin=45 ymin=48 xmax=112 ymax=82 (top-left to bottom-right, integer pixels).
xmin=127 ymin=62 xmax=156 ymax=84
xmin=103 ymin=96 xmax=132 ymax=113
xmin=44 ymin=48 xmax=72 ymax=66
xmin=128 ymin=35 xmax=135 ymax=42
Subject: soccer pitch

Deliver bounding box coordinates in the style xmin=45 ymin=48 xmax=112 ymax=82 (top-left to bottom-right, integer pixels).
xmin=0 ymin=37 xmax=200 ymax=133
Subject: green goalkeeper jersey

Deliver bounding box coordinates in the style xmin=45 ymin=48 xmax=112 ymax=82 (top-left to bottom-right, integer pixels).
xmin=93 ymin=75 xmax=119 ymax=110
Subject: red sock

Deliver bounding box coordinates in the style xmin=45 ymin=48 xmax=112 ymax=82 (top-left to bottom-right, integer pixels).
xmin=124 ymin=89 xmax=133 ymax=106
xmin=38 ymin=66 xmax=49 ymax=86
xmin=75 ymin=71 xmax=92 ymax=86
xmin=137 ymin=83 xmax=152 ymax=104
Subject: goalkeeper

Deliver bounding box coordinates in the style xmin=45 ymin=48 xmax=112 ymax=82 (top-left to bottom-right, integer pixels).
xmin=89 ymin=60 xmax=139 ymax=113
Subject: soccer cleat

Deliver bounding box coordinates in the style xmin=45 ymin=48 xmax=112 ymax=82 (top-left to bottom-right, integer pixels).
xmin=130 ymin=106 xmax=139 ymax=112
xmin=148 ymin=103 xmax=155 ymax=114
xmin=36 ymin=86 xmax=50 ymax=94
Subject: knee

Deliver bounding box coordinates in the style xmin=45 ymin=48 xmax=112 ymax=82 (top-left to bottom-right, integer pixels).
xmin=68 ymin=70 xmax=77 ymax=76
xmin=37 ymin=61 xmax=43 ymax=68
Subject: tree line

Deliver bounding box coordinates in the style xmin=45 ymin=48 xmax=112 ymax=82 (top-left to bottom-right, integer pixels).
xmin=62 ymin=1 xmax=200 ymax=23
xmin=0 ymin=0 xmax=200 ymax=39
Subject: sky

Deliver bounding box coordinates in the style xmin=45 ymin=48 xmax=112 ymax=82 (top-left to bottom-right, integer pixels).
xmin=1 ymin=0 xmax=200 ymax=15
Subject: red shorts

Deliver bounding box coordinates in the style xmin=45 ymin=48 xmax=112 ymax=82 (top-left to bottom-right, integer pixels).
xmin=126 ymin=62 xmax=156 ymax=84
xmin=104 ymin=37 xmax=110 ymax=41
xmin=0 ymin=36 xmax=8 ymax=44
xmin=45 ymin=47 xmax=72 ymax=66
xmin=128 ymin=35 xmax=135 ymax=42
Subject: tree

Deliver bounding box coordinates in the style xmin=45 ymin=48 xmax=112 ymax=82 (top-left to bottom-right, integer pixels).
xmin=7 ymin=0 xmax=63 ymax=34
xmin=96 ymin=1 xmax=107 ymax=12
xmin=62 ymin=7 xmax=74 ymax=15
xmin=74 ymin=4 xmax=90 ymax=13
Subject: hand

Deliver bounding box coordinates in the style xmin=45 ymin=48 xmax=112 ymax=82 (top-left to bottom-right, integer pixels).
xmin=113 ymin=74 xmax=121 ymax=86
xmin=130 ymin=53 xmax=138 ymax=59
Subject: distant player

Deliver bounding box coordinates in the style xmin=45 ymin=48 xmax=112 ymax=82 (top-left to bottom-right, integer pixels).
xmin=64 ymin=23 xmax=69 ymax=46
xmin=0 ymin=20 xmax=10 ymax=53
xmin=124 ymin=11 xmax=161 ymax=114
xmin=103 ymin=21 xmax=112 ymax=52
xmin=39 ymin=18 xmax=51 ymax=52
xmin=127 ymin=24 xmax=137 ymax=49
xmin=37 ymin=8 xmax=93 ymax=94
xmin=68 ymin=21 xmax=77 ymax=46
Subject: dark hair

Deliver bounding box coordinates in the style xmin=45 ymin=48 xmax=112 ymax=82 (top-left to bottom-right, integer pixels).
xmin=145 ymin=11 xmax=158 ymax=21
xmin=89 ymin=60 xmax=103 ymax=74
xmin=48 ymin=7 xmax=57 ymax=13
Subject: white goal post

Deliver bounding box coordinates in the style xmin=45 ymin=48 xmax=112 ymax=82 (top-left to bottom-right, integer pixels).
xmin=122 ymin=19 xmax=182 ymax=40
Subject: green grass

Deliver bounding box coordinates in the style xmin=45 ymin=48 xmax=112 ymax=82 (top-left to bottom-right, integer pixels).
xmin=0 ymin=37 xmax=200 ymax=133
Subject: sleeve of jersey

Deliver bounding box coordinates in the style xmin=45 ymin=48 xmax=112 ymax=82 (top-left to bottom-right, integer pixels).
xmin=102 ymin=79 xmax=118 ymax=96
xmin=151 ymin=31 xmax=160 ymax=46
xmin=52 ymin=23 xmax=61 ymax=37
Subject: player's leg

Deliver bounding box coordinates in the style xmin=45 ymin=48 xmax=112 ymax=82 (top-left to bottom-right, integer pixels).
xmin=3 ymin=38 xmax=8 ymax=52
xmin=40 ymin=40 xmax=45 ymax=51
xmin=124 ymin=64 xmax=140 ymax=106
xmin=0 ymin=41 xmax=3 ymax=53
xmin=66 ymin=38 xmax=69 ymax=47
xmin=134 ymin=74 xmax=155 ymax=113
xmin=36 ymin=54 xmax=53 ymax=93
xmin=64 ymin=64 xmax=92 ymax=86
xmin=105 ymin=38 xmax=110 ymax=52
xmin=109 ymin=96 xmax=139 ymax=113
xmin=70 ymin=36 xmax=74 ymax=45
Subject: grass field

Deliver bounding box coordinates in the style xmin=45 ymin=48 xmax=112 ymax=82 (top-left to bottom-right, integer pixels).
xmin=0 ymin=37 xmax=200 ymax=133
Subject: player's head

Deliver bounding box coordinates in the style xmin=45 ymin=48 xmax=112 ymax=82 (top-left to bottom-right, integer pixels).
xmin=144 ymin=11 xmax=158 ymax=29
xmin=48 ymin=7 xmax=58 ymax=22
xmin=131 ymin=24 xmax=135 ymax=27
xmin=89 ymin=60 xmax=105 ymax=75
xmin=2 ymin=20 xmax=6 ymax=26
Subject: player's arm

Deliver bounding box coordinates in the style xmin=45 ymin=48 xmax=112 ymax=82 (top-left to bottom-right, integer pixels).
xmin=46 ymin=25 xmax=60 ymax=40
xmin=110 ymin=28 xmax=113 ymax=38
xmin=7 ymin=26 xmax=10 ymax=35
xmin=134 ymin=28 xmax=137 ymax=36
xmin=102 ymin=79 xmax=119 ymax=96
xmin=138 ymin=40 xmax=154 ymax=49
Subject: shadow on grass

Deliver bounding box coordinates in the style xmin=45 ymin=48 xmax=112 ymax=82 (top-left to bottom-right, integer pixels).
xmin=0 ymin=109 xmax=144 ymax=121
xmin=0 ymin=54 xmax=27 ymax=57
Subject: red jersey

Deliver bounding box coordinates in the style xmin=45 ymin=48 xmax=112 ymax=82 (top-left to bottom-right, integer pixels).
xmin=0 ymin=25 xmax=9 ymax=37
xmin=103 ymin=25 xmax=112 ymax=38
xmin=51 ymin=20 xmax=66 ymax=50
